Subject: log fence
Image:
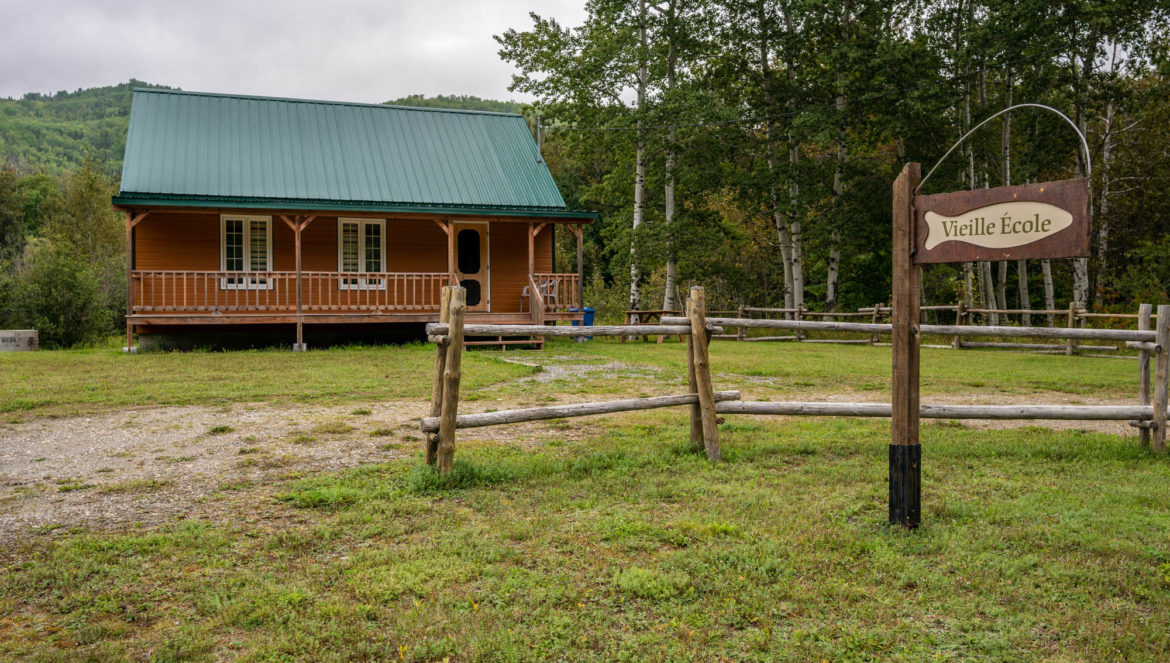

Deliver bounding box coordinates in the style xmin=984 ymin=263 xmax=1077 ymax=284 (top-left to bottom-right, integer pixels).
xmin=422 ymin=285 xmax=1170 ymax=473
xmin=422 ymin=285 xmax=730 ymax=472
xmin=619 ymin=300 xmax=1162 ymax=356
xmin=660 ymin=307 xmax=1170 ymax=453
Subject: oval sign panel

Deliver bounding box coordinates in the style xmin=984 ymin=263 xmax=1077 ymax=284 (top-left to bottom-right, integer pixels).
xmin=923 ymin=201 xmax=1073 ymax=250
xmin=913 ymin=178 xmax=1090 ymax=264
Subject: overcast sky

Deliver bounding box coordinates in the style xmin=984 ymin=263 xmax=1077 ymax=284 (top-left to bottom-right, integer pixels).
xmin=0 ymin=0 xmax=586 ymax=103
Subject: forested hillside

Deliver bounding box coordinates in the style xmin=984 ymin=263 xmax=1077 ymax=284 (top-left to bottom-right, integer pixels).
xmin=0 ymin=80 xmax=170 ymax=174
xmin=0 ymin=84 xmax=526 ymax=176
xmin=384 ymin=94 xmax=525 ymax=114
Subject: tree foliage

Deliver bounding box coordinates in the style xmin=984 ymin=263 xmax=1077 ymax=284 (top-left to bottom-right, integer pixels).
xmin=499 ymin=0 xmax=1170 ymax=318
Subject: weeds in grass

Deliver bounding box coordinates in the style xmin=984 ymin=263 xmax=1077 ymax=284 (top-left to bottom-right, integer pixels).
xmin=350 ymin=408 xmax=372 ymax=416
xmin=370 ymin=428 xmax=393 ymax=437
xmin=100 ymin=479 xmax=169 ymax=494
xmin=312 ymin=421 xmax=355 ymax=436
xmin=615 ymin=567 xmax=692 ymax=599
xmin=218 ymin=479 xmax=254 ymax=491
xmin=287 ymin=432 xmax=316 ymax=445
xmin=55 ymin=480 xmax=91 ymax=492
xmin=208 ymin=425 xmax=234 ymax=435
xmin=277 ymin=485 xmax=364 ymax=509
xmin=405 ymin=460 xmax=518 ymax=493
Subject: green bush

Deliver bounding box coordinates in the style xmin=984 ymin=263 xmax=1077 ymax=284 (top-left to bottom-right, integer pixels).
xmin=8 ymin=240 xmax=112 ymax=347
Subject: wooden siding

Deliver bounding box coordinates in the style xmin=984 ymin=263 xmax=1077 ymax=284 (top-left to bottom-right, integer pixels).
xmin=492 ymin=222 xmax=551 ymax=313
xmin=132 ymin=211 xmax=556 ymax=315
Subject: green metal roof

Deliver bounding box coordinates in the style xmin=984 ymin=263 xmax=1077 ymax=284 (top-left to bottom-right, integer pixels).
xmin=116 ymin=89 xmax=589 ymax=218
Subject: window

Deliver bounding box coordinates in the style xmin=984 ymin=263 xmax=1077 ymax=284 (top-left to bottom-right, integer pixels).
xmin=337 ymin=218 xmax=386 ymax=289
xmin=220 ymin=215 xmax=272 ymax=289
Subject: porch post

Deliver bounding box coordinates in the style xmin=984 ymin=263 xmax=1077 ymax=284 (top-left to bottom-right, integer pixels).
xmin=575 ymin=224 xmax=584 ymax=310
xmin=528 ymin=221 xmax=536 ymax=280
xmin=123 ymin=211 xmax=148 ymax=353
xmin=124 ymin=211 xmax=134 ymax=352
xmin=446 ymin=220 xmax=457 ymax=286
xmin=294 ymin=215 xmax=305 ymax=351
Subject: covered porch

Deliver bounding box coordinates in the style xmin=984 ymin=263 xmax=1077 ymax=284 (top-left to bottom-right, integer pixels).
xmin=122 ymin=209 xmax=586 ymax=350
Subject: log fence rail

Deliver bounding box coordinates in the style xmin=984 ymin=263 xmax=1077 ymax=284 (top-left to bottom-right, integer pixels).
xmin=422 ymin=288 xmax=1170 ymax=473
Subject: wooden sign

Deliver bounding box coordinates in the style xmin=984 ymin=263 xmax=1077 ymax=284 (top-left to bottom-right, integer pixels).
xmin=0 ymin=330 xmax=37 ymax=352
xmin=914 ymin=178 xmax=1090 ymax=264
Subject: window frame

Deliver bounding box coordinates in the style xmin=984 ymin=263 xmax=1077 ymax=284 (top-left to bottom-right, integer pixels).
xmin=219 ymin=214 xmax=273 ymax=290
xmin=336 ymin=217 xmax=387 ymax=290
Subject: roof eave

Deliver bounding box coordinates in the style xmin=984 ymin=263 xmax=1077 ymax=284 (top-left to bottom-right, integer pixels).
xmin=111 ymin=193 xmax=599 ymax=221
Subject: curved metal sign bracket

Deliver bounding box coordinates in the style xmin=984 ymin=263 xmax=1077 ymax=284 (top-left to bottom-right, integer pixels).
xmin=916 ymin=103 xmax=1091 ymax=195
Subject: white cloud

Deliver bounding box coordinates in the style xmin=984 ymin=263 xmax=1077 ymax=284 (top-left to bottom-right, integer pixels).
xmin=0 ymin=0 xmax=586 ymax=102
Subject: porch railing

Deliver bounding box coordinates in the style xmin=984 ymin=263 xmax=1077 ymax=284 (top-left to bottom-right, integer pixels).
xmin=130 ymin=270 xmax=448 ymax=314
xmin=533 ymin=273 xmax=581 ymax=313
xmin=301 ymin=271 xmax=448 ymax=311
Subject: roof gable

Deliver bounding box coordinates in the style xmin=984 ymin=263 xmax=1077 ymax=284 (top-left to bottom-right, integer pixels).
xmin=118 ymin=89 xmax=568 ymax=211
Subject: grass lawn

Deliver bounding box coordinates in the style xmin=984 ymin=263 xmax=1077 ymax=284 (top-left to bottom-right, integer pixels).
xmin=0 ymin=337 xmax=1141 ymax=419
xmin=1 ymin=340 xmax=1167 ymax=661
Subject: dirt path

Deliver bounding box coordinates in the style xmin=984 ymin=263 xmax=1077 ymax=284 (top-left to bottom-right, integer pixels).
xmin=0 ymin=370 xmax=1143 ymax=544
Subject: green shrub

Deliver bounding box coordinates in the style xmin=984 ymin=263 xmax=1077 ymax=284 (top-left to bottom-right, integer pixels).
xmin=7 ymin=240 xmax=112 ymax=347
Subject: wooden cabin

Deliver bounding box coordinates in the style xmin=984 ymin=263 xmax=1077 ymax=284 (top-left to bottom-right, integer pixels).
xmin=112 ymin=89 xmax=594 ymax=350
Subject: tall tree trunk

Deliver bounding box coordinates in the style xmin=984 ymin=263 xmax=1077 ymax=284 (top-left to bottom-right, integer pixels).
xmin=981 ymin=261 xmax=997 ymax=324
xmin=998 ymin=66 xmax=1011 ymax=314
xmin=1071 ymin=46 xmax=1093 ymax=306
xmin=781 ymin=7 xmax=803 ymax=316
xmin=963 ymin=263 xmax=974 ymax=305
xmin=996 ymin=260 xmax=1008 ymax=311
xmin=826 ymin=73 xmax=846 ymax=313
xmin=1042 ymin=259 xmax=1055 ymax=326
xmin=962 ymin=35 xmax=976 ymax=307
xmin=788 ymin=140 xmax=803 ymax=316
xmin=1094 ymin=95 xmax=1116 ymax=308
xmin=661 ymin=0 xmax=680 ymax=312
xmin=1017 ymin=260 xmax=1031 ymax=326
xmin=628 ymin=0 xmax=648 ymax=316
xmin=663 ymin=143 xmax=678 ymax=311
xmin=759 ymin=4 xmax=794 ymax=311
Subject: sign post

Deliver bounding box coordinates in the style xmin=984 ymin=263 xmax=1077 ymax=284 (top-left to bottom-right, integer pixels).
xmin=890 ymin=163 xmax=922 ymax=528
xmin=889 ymin=163 xmax=1090 ymax=528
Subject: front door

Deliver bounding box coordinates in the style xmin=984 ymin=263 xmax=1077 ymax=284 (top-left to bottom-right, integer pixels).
xmin=453 ymin=222 xmax=490 ymax=312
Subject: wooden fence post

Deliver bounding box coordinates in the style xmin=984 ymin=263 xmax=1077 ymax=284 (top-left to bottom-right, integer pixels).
xmin=795 ymin=304 xmax=806 ymax=341
xmin=1153 ymin=304 xmax=1169 ymax=454
xmin=869 ymin=303 xmax=882 ymax=344
xmin=437 ymin=287 xmax=467 ymax=473
xmin=737 ymin=304 xmax=746 ymax=341
xmin=952 ymin=301 xmax=963 ymax=350
xmin=1137 ymin=303 xmax=1153 ymax=448
xmin=686 ymin=296 xmax=702 ymax=450
xmin=688 ymin=286 xmax=722 ymax=461
xmin=426 ymin=286 xmax=453 ymax=465
xmin=1066 ymin=302 xmax=1079 ymax=356
xmin=890 ymin=162 xmax=922 ymax=529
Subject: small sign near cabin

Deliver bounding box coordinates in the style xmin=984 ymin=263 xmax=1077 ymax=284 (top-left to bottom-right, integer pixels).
xmin=913 ymin=178 xmax=1090 ymax=264
xmin=0 ymin=330 xmax=38 ymax=352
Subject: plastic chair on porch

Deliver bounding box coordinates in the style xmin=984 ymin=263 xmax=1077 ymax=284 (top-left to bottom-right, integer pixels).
xmin=521 ymin=280 xmax=559 ymax=312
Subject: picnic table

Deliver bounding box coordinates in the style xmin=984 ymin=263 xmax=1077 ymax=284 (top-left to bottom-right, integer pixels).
xmin=620 ymin=310 xmax=684 ymax=343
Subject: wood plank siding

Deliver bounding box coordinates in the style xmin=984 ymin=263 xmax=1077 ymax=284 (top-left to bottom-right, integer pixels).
xmin=131 ymin=211 xmax=557 ymax=318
